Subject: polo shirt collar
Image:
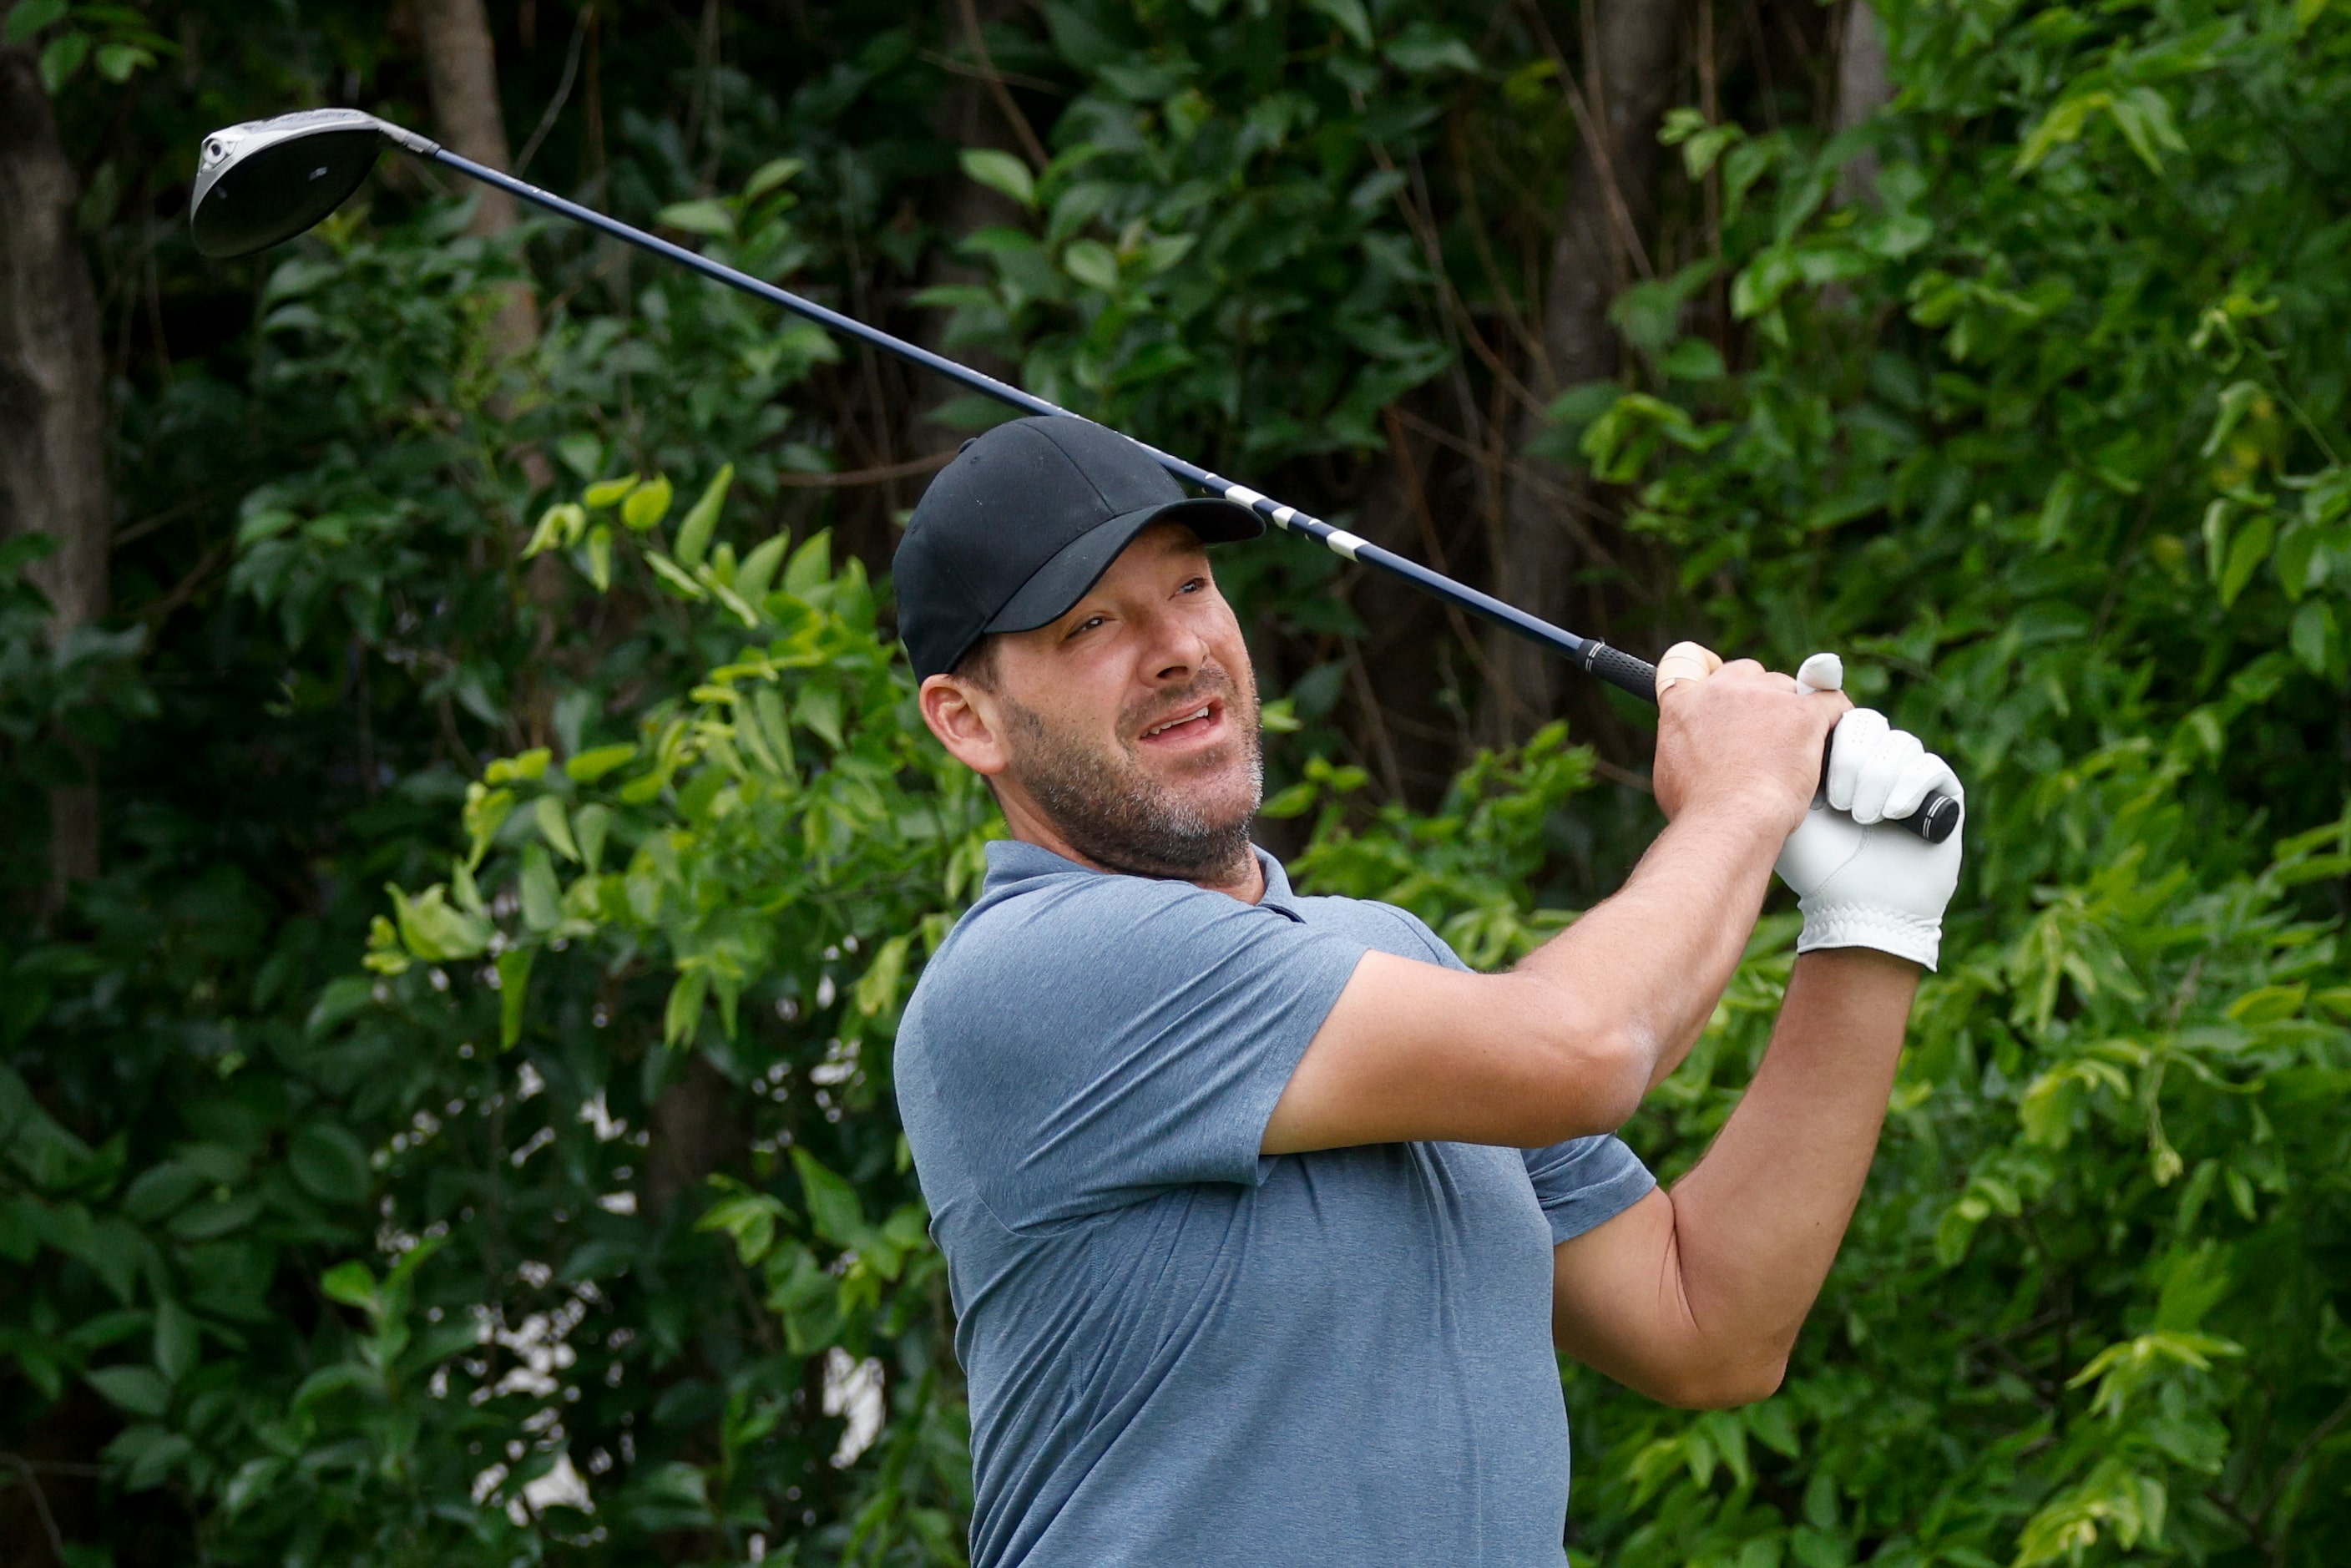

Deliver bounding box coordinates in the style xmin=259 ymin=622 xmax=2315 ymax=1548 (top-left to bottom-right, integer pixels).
xmin=981 ymin=837 xmax=1302 ymax=915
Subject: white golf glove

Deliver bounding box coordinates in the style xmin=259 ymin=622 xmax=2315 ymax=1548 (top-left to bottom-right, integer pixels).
xmin=1773 ymin=654 xmax=1964 ymax=970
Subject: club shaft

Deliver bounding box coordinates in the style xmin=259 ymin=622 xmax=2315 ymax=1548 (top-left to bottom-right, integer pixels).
xmin=431 ymin=152 xmax=1613 ymax=665
xmin=425 ymin=148 xmax=1957 ymax=844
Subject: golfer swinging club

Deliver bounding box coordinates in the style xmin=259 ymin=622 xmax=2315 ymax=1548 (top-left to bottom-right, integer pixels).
xmin=891 ymin=417 xmax=1964 ymax=1565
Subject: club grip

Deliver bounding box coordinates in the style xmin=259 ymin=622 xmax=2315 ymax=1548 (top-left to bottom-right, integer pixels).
xmin=1819 ymin=736 xmax=1959 ymax=843
xmin=1584 ymin=641 xmax=1660 ymax=701
xmin=1584 ymin=640 xmax=1959 ymax=844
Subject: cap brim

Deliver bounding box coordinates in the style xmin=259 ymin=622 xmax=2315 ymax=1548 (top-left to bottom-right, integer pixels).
xmin=983 ymin=496 xmax=1263 ymax=636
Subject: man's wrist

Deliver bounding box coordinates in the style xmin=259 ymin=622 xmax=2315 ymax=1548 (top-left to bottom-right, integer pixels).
xmin=1794 ymin=901 xmax=1940 ymax=971
xmin=1674 ymin=785 xmax=1806 ymax=845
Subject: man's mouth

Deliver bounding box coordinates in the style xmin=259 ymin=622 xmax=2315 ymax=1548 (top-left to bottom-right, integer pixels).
xmin=1137 ymin=701 xmax=1221 ymax=746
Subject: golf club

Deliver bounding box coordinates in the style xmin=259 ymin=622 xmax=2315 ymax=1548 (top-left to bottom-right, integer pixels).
xmin=189 ymin=108 xmax=1959 ymax=844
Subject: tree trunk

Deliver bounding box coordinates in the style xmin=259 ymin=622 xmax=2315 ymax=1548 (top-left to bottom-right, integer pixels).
xmin=0 ymin=44 xmax=110 ymax=897
xmin=1483 ymin=0 xmax=1686 ymax=745
xmin=415 ymin=0 xmax=540 ymax=357
xmin=645 ymin=1052 xmax=748 ymax=1219
xmin=1834 ymin=0 xmax=1892 ymax=205
xmin=915 ymin=0 xmax=1039 ymax=451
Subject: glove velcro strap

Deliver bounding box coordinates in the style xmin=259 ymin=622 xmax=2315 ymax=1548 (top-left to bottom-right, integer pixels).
xmin=1795 ymin=903 xmax=1942 ymax=971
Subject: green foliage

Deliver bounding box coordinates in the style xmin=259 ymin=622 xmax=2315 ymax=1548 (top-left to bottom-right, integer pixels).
xmin=1540 ymin=0 xmax=2351 ymax=1561
xmin=11 ymin=0 xmax=2351 ymax=1563
xmin=923 ymin=0 xmax=1490 ymax=456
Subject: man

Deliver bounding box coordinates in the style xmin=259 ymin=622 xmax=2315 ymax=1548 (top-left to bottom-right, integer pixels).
xmin=890 ymin=417 xmax=1964 ymax=1566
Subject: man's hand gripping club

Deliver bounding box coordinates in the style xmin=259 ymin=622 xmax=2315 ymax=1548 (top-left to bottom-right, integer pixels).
xmin=1659 ymin=643 xmax=1966 ymax=969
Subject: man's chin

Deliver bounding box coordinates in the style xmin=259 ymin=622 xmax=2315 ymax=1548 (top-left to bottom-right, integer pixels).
xmin=1144 ymin=752 xmax=1259 ymax=817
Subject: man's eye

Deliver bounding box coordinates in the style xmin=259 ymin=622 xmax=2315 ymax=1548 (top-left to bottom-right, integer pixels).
xmin=1178 ymin=578 xmax=1206 ymax=595
xmin=1069 ymin=615 xmax=1106 ymax=636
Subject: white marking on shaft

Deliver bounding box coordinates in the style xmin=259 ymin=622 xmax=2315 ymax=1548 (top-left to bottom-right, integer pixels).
xmin=1323 ymin=529 xmax=1366 ymax=561
xmin=1269 ymin=506 xmax=1296 ymax=529
xmin=1222 ymin=484 xmax=1268 ymax=508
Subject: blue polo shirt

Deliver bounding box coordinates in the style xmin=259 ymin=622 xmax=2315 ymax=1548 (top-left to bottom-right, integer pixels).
xmin=894 ymin=841 xmax=1655 ymax=1567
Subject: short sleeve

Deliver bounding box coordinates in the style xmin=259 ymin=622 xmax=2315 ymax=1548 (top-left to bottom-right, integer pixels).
xmin=1522 ymin=1136 xmax=1656 ymax=1246
xmin=918 ymin=875 xmax=1368 ymax=1231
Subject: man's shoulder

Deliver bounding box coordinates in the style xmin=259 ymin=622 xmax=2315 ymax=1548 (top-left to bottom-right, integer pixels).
xmin=915 ymin=853 xmax=1245 ymax=1007
xmin=1290 ymin=893 xmax=1469 ymax=970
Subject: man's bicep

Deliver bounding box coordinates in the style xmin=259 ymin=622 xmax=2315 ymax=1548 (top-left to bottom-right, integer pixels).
xmin=1548 ymin=1188 xmax=1688 ymax=1388
xmin=1261 ymin=951 xmax=1633 ymax=1155
xmin=1550 ymin=1189 xmax=1777 ymax=1410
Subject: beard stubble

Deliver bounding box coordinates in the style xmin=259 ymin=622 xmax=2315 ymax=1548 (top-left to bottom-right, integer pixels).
xmin=997 ymin=665 xmax=1264 ymax=883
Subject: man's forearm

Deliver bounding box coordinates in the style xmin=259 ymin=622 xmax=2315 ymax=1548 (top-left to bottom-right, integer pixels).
xmin=1519 ymin=799 xmax=1788 ymax=1088
xmin=1666 ymin=948 xmax=1918 ymax=1378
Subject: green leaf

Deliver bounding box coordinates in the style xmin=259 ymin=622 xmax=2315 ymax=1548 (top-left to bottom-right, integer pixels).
xmin=2227 ymin=983 xmax=2307 ymax=1024
xmin=88 ymin=1364 xmax=171 ymax=1418
xmin=751 ymin=690 xmax=796 ymax=778
xmin=672 ymin=463 xmax=733 ymax=569
xmin=1307 ymin=0 xmax=1373 ymax=50
xmin=123 ymin=1161 xmax=204 ymax=1222
xmin=734 ymin=532 xmax=789 ymax=604
xmin=1137 ymin=232 xmax=1196 ymax=276
xmin=167 ymin=1191 xmax=263 ymax=1241
xmin=4 ymin=0 xmax=68 ymax=44
xmin=525 ymin=503 xmax=587 ymax=558
xmin=663 ymin=969 xmax=709 ymax=1048
xmin=292 ymin=1362 xmax=383 ymax=1409
xmin=621 ymin=473 xmax=675 ymax=532
xmin=38 ymin=28 xmax=87 ymax=89
xmin=958 ymin=148 xmax=1036 ymax=210
xmin=2107 ymin=88 xmax=2187 ymax=173
xmin=2015 ymin=90 xmax=2106 ymax=173
xmin=1383 ymin=22 xmax=1479 ymax=73
xmin=520 ymin=842 xmax=563 ymax=932
xmin=658 ymin=198 xmax=736 ymax=238
xmin=791 ymin=1148 xmax=869 ymax=1248
xmin=289 ymin=1122 xmax=372 ymax=1205
xmin=1661 ymin=338 xmax=1727 ymax=382
xmin=1063 ymin=239 xmax=1120 ymax=291
xmin=744 ymin=156 xmax=805 ymax=201
xmin=566 ymin=744 xmax=639 ymax=783
xmin=114 ymin=1426 xmax=193 ymax=1491
xmin=584 ymin=523 xmax=613 ymax=592
xmin=2202 ymin=380 xmax=2264 ymax=458
xmin=2217 ymin=512 xmax=2273 ymax=607
xmin=572 ymin=802 xmax=613 ymax=872
xmin=462 ymin=782 xmax=516 ymax=868
xmin=582 ymin=474 xmax=640 ymax=508
xmin=853 ymin=934 xmax=912 ymax=1018
xmin=697 ymin=1179 xmax=790 ymax=1264
xmin=485 ymin=747 xmax=550 ymax=784
xmin=555 ymin=432 xmax=604 ymax=479
xmin=782 ymin=530 xmax=832 ymax=595
xmin=2290 ymin=600 xmax=2337 ymax=674
xmin=95 ymin=41 xmax=153 ymax=83
xmin=497 ymin=947 xmax=534 ymax=1050
xmin=321 ymin=1260 xmax=377 ymax=1310
xmin=153 ymin=1299 xmax=199 ymax=1383
xmin=645 ymin=550 xmax=709 ymax=600
xmin=534 ymin=797 xmax=580 ymax=861
xmin=387 ymin=883 xmax=493 ymax=963
xmin=796 ymin=685 xmax=843 ymax=750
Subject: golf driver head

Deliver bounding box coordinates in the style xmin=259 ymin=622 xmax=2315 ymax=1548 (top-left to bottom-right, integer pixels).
xmin=190 ymin=109 xmax=437 ymax=259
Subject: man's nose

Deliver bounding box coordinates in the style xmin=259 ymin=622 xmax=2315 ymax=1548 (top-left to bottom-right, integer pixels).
xmin=1139 ymin=609 xmax=1209 ymax=682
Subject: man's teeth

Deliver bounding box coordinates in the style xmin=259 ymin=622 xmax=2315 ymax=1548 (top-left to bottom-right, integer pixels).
xmin=1145 ymin=706 xmax=1211 ymax=738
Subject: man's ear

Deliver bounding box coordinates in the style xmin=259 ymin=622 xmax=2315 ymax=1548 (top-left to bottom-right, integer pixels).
xmin=919 ymin=673 xmax=1011 ymax=777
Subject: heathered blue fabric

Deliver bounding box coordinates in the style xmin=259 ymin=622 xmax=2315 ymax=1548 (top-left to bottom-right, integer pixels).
xmin=895 ymin=840 xmax=1656 ymax=1568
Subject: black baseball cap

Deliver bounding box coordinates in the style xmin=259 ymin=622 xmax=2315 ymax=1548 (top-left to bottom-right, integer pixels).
xmin=892 ymin=417 xmax=1263 ymax=679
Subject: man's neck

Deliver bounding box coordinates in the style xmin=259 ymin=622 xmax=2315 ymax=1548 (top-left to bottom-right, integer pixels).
xmin=1002 ymin=810 xmax=1266 ymax=905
